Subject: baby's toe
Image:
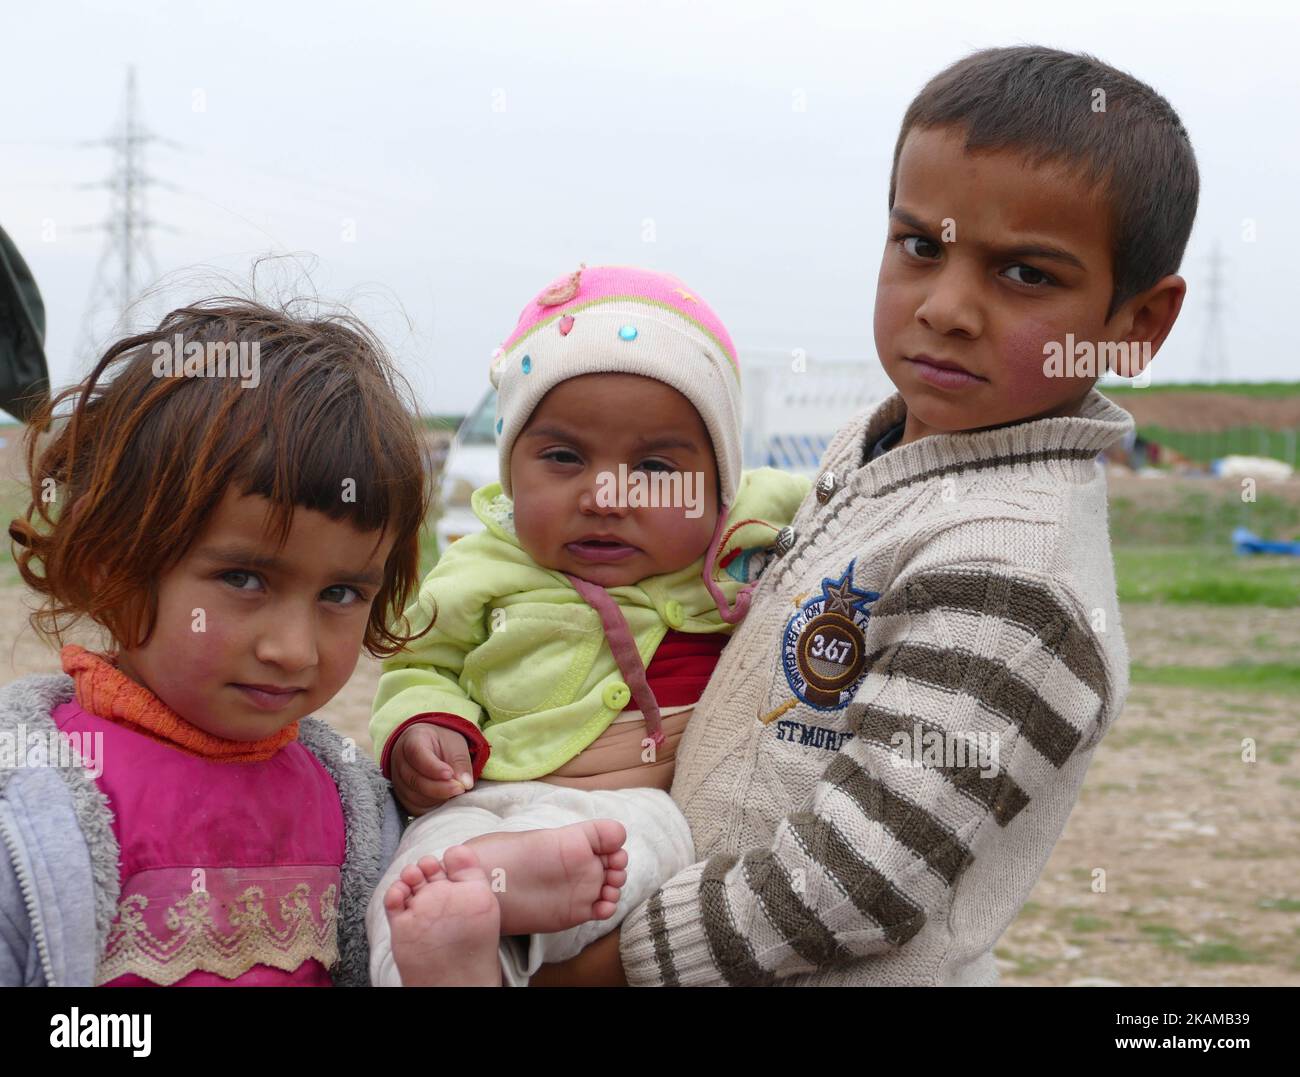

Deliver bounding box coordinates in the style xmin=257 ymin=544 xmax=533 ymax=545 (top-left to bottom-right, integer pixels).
xmin=383 ymin=879 xmax=412 ymax=911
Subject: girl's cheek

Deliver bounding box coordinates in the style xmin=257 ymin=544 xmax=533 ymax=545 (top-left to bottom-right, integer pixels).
xmin=182 ymin=623 xmax=236 ymax=681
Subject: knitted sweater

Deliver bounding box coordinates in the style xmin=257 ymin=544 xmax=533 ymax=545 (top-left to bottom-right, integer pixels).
xmin=618 ymin=388 xmax=1133 ymax=986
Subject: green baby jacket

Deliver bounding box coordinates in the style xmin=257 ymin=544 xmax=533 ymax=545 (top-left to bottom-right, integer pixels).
xmin=370 ymin=468 xmax=809 ymax=781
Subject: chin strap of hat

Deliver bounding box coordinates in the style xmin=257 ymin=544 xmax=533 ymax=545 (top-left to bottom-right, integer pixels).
xmin=701 ymin=505 xmax=757 ymax=625
xmin=564 ymin=572 xmax=664 ymax=749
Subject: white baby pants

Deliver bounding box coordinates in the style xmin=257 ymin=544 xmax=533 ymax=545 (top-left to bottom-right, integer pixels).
xmin=367 ymin=779 xmax=696 ymax=986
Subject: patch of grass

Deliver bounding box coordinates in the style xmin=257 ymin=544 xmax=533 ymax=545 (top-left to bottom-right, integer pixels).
xmin=0 ymin=480 xmax=32 ymax=575
xmin=1102 ymin=381 xmax=1300 ymax=397
xmin=1267 ymin=743 xmax=1297 ymax=765
xmin=1138 ymin=923 xmax=1194 ymax=952
xmin=1211 ymin=846 xmax=1272 ymax=860
xmin=1111 ymin=489 xmax=1300 ymax=548
xmin=1187 ymin=941 xmax=1265 ymax=965
xmin=1137 ymin=425 xmax=1300 ymax=469
xmin=994 ymin=949 xmax=1056 ymax=977
xmin=1279 ymin=777 xmax=1300 ymax=790
xmin=1071 ymin=915 xmax=1110 ymax=933
xmin=1114 ymin=546 xmax=1300 ymax=605
xmin=1257 ymin=898 xmax=1300 ymax=912
xmin=1129 ymin=663 xmax=1300 ymax=694
xmin=1107 ymin=725 xmax=1183 ymax=748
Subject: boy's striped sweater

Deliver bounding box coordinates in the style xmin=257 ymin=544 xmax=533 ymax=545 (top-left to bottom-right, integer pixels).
xmin=618 ymin=388 xmax=1134 ymax=986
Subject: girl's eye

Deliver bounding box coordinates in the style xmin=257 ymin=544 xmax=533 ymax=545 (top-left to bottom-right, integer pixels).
xmin=321 ymin=585 xmax=366 ymax=606
xmin=221 ymin=570 xmax=263 ymax=592
xmin=1004 ymin=263 xmax=1054 ymax=287
xmin=899 ymin=234 xmax=942 ymax=260
xmin=543 ymin=449 xmax=582 ymax=465
xmin=637 ymin=459 xmax=673 ymax=473
xmin=221 ymin=571 xmax=365 ymax=607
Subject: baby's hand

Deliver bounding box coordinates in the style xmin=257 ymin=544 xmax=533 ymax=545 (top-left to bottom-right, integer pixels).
xmin=391 ymin=724 xmax=476 ymax=816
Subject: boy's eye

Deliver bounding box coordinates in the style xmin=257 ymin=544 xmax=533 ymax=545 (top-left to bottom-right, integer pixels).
xmin=1004 ymin=263 xmax=1054 ymax=287
xmin=637 ymin=459 xmax=673 ymax=473
xmin=542 ymin=449 xmax=582 ymax=465
xmin=899 ymin=235 xmax=942 ymax=260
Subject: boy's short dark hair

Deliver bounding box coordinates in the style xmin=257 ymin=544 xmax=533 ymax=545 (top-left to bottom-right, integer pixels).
xmin=888 ymin=45 xmax=1199 ymax=319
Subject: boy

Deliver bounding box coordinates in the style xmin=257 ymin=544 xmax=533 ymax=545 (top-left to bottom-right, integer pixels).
xmin=539 ymin=44 xmax=1198 ymax=986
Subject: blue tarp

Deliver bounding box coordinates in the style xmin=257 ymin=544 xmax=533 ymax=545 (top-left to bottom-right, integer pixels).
xmin=1232 ymin=527 xmax=1300 ymax=557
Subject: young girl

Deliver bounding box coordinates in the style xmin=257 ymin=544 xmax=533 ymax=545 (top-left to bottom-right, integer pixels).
xmin=0 ymin=298 xmax=432 ymax=986
xmin=368 ymin=265 xmax=810 ymax=986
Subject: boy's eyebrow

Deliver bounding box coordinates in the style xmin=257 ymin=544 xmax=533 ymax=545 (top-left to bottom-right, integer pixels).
xmin=889 ymin=207 xmax=1088 ymax=270
xmin=196 ymin=545 xmax=383 ymax=586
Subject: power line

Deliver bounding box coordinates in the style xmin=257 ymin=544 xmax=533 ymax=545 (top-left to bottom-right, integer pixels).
xmin=1197 ymin=242 xmax=1229 ymax=383
xmin=75 ymin=66 xmax=176 ymax=361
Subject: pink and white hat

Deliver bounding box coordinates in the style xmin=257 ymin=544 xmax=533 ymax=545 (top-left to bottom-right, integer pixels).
xmin=489 ymin=264 xmax=743 ymax=507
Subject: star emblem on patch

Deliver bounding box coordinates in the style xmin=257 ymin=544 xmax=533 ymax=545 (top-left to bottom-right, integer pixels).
xmin=780 ymin=562 xmax=880 ymax=710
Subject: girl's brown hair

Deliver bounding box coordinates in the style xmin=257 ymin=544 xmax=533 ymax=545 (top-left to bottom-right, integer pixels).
xmin=9 ymin=297 xmax=434 ymax=657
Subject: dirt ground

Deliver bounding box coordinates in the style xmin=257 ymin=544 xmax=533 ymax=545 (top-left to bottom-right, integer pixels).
xmin=994 ymin=602 xmax=1300 ymax=986
xmin=3 ymin=585 xmax=1295 ymax=986
xmin=1111 ymin=390 xmax=1300 ymax=433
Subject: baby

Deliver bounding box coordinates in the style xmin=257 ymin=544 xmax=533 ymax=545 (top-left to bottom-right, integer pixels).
xmin=366 ymin=265 xmax=808 ymax=985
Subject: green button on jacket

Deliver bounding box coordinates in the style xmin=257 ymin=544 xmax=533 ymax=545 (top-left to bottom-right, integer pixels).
xmin=602 ymin=682 xmax=631 ymax=710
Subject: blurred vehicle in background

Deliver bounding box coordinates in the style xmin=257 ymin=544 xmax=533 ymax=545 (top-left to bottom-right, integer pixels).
xmin=434 ymin=390 xmax=499 ymax=550
xmin=433 ymin=352 xmax=889 ymax=552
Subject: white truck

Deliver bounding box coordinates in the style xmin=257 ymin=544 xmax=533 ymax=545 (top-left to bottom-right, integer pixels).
xmin=435 ymin=352 xmax=889 ymax=550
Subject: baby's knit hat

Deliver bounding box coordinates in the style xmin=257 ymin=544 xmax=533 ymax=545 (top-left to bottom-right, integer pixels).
xmin=490 ymin=264 xmax=743 ymax=506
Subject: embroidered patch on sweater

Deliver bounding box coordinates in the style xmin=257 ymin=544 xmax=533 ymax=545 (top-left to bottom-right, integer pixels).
xmin=781 ymin=562 xmax=880 ymax=710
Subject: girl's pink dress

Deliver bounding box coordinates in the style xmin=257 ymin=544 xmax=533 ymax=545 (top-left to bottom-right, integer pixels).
xmin=54 ymin=645 xmax=346 ymax=986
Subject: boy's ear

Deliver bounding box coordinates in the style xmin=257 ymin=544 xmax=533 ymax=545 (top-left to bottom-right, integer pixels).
xmin=1107 ymin=274 xmax=1187 ymax=378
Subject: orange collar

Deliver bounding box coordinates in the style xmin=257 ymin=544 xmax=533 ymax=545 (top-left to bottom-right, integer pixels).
xmin=61 ymin=644 xmax=299 ymax=764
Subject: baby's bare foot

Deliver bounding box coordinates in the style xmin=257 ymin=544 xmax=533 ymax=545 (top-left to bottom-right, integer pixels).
xmin=465 ymin=819 xmax=629 ymax=936
xmin=384 ymin=847 xmax=502 ymax=986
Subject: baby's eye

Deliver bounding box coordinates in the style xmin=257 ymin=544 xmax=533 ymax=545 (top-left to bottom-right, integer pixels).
xmin=543 ymin=449 xmax=582 ymax=465
xmin=899 ymin=235 xmax=942 ymax=260
xmin=1004 ymin=263 xmax=1053 ymax=287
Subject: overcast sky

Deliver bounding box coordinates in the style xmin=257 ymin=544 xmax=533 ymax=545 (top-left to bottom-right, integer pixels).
xmin=3 ymin=0 xmax=1297 ymax=415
